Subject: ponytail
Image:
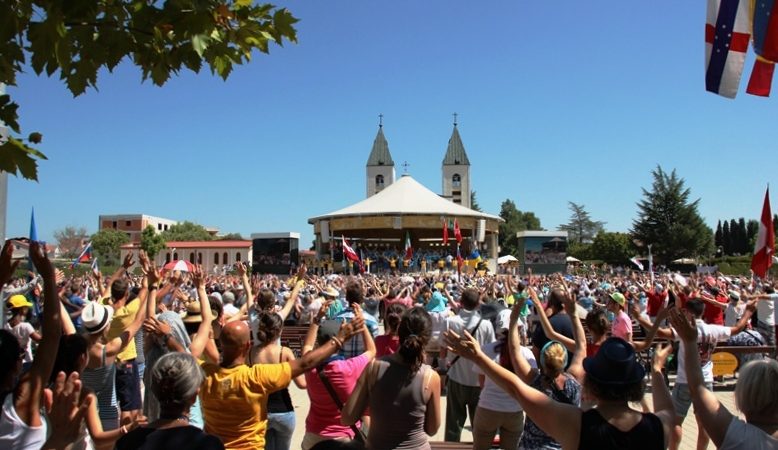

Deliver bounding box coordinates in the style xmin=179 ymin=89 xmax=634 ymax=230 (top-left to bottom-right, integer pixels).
xmin=397 ymin=306 xmax=432 ymax=374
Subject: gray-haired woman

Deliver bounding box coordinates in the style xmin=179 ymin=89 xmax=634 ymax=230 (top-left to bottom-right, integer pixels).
xmin=115 ymin=352 xmax=223 ymax=450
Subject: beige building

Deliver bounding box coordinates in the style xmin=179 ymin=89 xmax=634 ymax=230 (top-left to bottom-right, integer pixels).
xmin=120 ymin=240 xmax=251 ymax=274
xmin=99 ymin=214 xmax=178 ymax=243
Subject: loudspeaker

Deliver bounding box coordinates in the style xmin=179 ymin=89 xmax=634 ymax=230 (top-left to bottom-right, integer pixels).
xmin=320 ymin=221 xmax=330 ymax=243
xmin=476 ymin=219 xmax=486 ymax=243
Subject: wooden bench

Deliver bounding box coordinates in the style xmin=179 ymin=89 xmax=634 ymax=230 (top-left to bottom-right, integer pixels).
xmin=280 ymin=325 xmax=310 ymax=357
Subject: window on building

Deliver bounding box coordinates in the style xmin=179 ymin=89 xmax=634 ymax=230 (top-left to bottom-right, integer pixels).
xmin=126 ymin=233 xmax=131 ymax=239
xmin=164 ymin=224 xmax=169 ymax=231
xmin=126 ymin=220 xmax=131 ymax=226
xmin=197 ymin=252 xmax=202 ymax=264
xmin=112 ymin=221 xmax=117 ymax=228
xmin=235 ymin=253 xmax=241 ymax=262
xmin=214 ymin=252 xmax=219 ymax=265
xmin=165 ymin=253 xmax=171 ymax=263
xmin=189 ymin=252 xmax=195 ymax=263
xmin=173 ymin=252 xmax=178 ymax=260
xmin=375 ymin=174 xmax=384 ymax=190
xmin=452 ymin=174 xmax=461 ymax=188
xmin=223 ymin=252 xmax=229 ymax=265
xmin=157 ymin=223 xmax=162 ymax=231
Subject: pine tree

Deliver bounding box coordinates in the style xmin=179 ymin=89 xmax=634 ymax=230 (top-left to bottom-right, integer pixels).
xmin=715 ymin=220 xmax=723 ymax=249
xmin=722 ymin=220 xmax=731 ymax=255
xmin=737 ymin=218 xmax=748 ymax=255
xmin=729 ymin=219 xmax=739 ymax=255
xmin=558 ymin=202 xmax=605 ymax=244
xmin=630 ymin=166 xmax=713 ymax=264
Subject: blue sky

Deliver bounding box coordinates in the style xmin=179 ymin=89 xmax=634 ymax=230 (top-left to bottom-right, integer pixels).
xmin=5 ymin=1 xmax=777 ymax=248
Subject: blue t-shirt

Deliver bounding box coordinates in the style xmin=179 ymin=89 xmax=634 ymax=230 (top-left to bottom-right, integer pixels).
xmin=65 ymin=294 xmax=86 ymax=329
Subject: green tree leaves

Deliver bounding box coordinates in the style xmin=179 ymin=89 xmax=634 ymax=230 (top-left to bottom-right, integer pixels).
xmin=630 ymin=166 xmax=713 ymax=265
xmin=91 ymin=228 xmax=130 ymax=267
xmin=1 ymin=0 xmax=299 ymax=181
xmin=140 ymin=225 xmax=167 ymax=258
xmin=557 ymin=202 xmax=605 ymax=244
xmin=161 ymin=221 xmax=213 ymax=242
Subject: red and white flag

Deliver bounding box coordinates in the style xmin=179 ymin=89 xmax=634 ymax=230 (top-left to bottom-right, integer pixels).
xmin=404 ymin=232 xmax=413 ymax=260
xmin=453 ymin=219 xmax=462 ymax=244
xmin=341 ymin=236 xmax=362 ymax=266
xmin=751 ymin=187 xmax=775 ymax=278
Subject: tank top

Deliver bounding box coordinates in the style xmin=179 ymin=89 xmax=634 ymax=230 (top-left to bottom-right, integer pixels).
xmin=367 ymin=359 xmax=432 ymax=450
xmin=253 ymin=348 xmax=294 ymax=413
xmin=80 ymin=346 xmax=119 ymax=430
xmin=578 ymin=409 xmax=664 ymax=450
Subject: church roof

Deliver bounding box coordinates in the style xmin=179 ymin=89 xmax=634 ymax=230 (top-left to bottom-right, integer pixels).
xmin=309 ymin=175 xmax=501 ymax=222
xmin=366 ymin=127 xmax=394 ymax=166
xmin=442 ymin=125 xmax=470 ymax=166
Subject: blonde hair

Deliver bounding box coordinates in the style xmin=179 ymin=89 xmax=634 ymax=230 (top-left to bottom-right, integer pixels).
xmin=735 ymin=359 xmax=778 ymax=419
xmin=541 ymin=341 xmax=567 ymax=376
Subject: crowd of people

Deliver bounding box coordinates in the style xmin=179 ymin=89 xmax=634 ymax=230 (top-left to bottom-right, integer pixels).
xmin=1 ymin=238 xmax=777 ymax=449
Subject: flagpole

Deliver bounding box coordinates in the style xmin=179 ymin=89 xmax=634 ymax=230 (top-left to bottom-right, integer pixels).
xmin=457 ymin=244 xmax=461 ymax=282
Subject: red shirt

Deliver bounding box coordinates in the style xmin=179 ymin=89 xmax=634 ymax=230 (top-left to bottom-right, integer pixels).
xmin=375 ymin=334 xmax=400 ymax=357
xmin=702 ymin=294 xmax=728 ymax=325
xmin=646 ymin=290 xmax=667 ymax=316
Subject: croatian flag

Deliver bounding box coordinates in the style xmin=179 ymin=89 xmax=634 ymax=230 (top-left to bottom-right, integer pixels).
xmin=453 ymin=219 xmax=462 ymax=244
xmin=705 ymin=0 xmax=751 ymax=98
xmin=751 ymin=187 xmax=775 ymax=278
xmin=404 ymin=232 xmax=413 ymax=260
xmin=71 ymin=242 xmax=92 ymax=268
xmin=341 ymin=236 xmax=363 ymax=271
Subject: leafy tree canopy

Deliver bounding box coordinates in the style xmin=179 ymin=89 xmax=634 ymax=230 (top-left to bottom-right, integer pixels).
xmin=90 ymin=228 xmax=130 ymax=267
xmin=53 ymin=225 xmax=89 ymax=258
xmin=219 ymin=232 xmax=245 ymax=240
xmin=557 ymin=202 xmax=605 ymax=244
xmin=589 ymin=232 xmax=634 ymax=265
xmin=630 ymin=166 xmax=713 ymax=264
xmin=498 ymin=199 xmax=543 ymax=257
xmin=161 ymin=221 xmax=212 ymax=241
xmin=140 ymin=225 xmax=166 ymax=258
xmin=0 ymin=0 xmax=298 ymax=180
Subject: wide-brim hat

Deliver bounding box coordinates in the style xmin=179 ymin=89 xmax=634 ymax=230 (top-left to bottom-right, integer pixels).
xmin=82 ymin=302 xmax=114 ymax=335
xmin=182 ymin=301 xmax=202 ymax=323
xmin=322 ymin=287 xmax=339 ymax=298
xmin=583 ymin=337 xmax=645 ymax=385
xmin=6 ymin=294 xmax=33 ymax=310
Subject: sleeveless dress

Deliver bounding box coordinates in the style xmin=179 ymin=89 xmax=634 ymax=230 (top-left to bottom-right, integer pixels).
xmin=578 ymin=409 xmax=664 ymax=450
xmin=367 ymin=358 xmax=433 ymax=450
xmin=81 ymin=346 xmax=119 ymax=430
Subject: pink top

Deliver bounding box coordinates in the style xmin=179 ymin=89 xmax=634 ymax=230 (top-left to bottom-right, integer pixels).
xmin=611 ymin=311 xmax=632 ymax=341
xmin=305 ymin=354 xmax=370 ymax=437
xmin=375 ymin=335 xmax=400 ymax=358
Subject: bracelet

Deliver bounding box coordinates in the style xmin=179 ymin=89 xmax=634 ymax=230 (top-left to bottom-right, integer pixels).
xmin=149 ymin=284 xmax=158 ymax=290
xmin=330 ymin=336 xmax=343 ymax=349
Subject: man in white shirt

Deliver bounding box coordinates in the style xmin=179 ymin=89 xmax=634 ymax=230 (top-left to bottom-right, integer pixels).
xmin=440 ymin=288 xmax=495 ymax=442
xmin=748 ymin=283 xmax=776 ymax=347
xmin=653 ymin=298 xmax=755 ymax=450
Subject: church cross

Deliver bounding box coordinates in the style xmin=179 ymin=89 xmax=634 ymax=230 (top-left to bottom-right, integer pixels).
xmin=453 ymin=112 xmax=458 ymax=126
xmin=379 ymin=113 xmax=383 ymax=128
xmin=402 ymin=161 xmax=410 ymax=174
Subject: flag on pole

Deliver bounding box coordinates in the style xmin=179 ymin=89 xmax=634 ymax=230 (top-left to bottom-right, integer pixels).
xmin=442 ymin=219 xmax=449 ymax=245
xmin=71 ymin=242 xmax=92 ymax=268
xmin=91 ymin=257 xmax=99 ymax=273
xmin=453 ymin=219 xmax=462 ymax=244
xmin=751 ymin=187 xmax=775 ymax=278
xmin=629 ymin=257 xmax=644 ymax=271
xmin=705 ymin=0 xmax=751 ymax=98
xmin=404 ymin=232 xmax=413 ymax=260
xmin=341 ymin=236 xmax=363 ymax=271
xmin=753 ymin=0 xmax=778 ymax=62
xmin=456 ymin=244 xmax=463 ymax=269
xmin=648 ymin=246 xmax=655 ymax=284
xmin=28 ymin=208 xmax=38 ymax=272
xmin=469 ymin=248 xmax=482 ymax=264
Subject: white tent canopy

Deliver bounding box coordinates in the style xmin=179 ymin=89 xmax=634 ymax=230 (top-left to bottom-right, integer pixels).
xmin=309 ymin=175 xmax=501 ymax=221
xmin=498 ymin=255 xmax=518 ymax=264
xmin=565 ymin=256 xmax=581 ymax=263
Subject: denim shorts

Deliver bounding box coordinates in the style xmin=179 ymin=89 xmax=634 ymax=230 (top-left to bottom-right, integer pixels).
xmin=672 ymin=382 xmax=713 ymax=418
xmin=115 ymin=359 xmax=142 ymax=411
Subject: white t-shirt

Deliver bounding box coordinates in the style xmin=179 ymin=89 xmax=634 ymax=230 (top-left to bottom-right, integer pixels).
xmin=674 ymin=319 xmax=731 ymax=384
xmin=445 ymin=309 xmax=496 ymax=387
xmin=724 ymin=303 xmax=746 ymax=328
xmin=757 ymin=293 xmax=776 ymax=326
xmin=720 ymin=416 xmax=778 ymax=450
xmin=4 ymin=322 xmax=35 ymax=364
xmin=473 ymin=342 xmax=536 ymax=412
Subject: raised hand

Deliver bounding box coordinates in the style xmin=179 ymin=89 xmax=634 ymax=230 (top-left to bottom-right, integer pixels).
xmin=443 ymin=329 xmax=481 ymax=360
xmin=192 ymin=265 xmax=205 ymax=288
xmin=30 ymin=241 xmax=54 ymax=277
xmin=337 ymin=314 xmax=365 ymax=342
xmin=235 ymin=261 xmax=246 ymax=277
xmin=122 ymin=252 xmax=135 ymax=270
xmin=43 ymin=371 xmax=89 ymax=449
xmin=668 ymin=307 xmax=697 ymax=343
xmin=0 ymin=240 xmax=21 ymax=286
xmin=652 ymin=342 xmax=674 ymax=372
